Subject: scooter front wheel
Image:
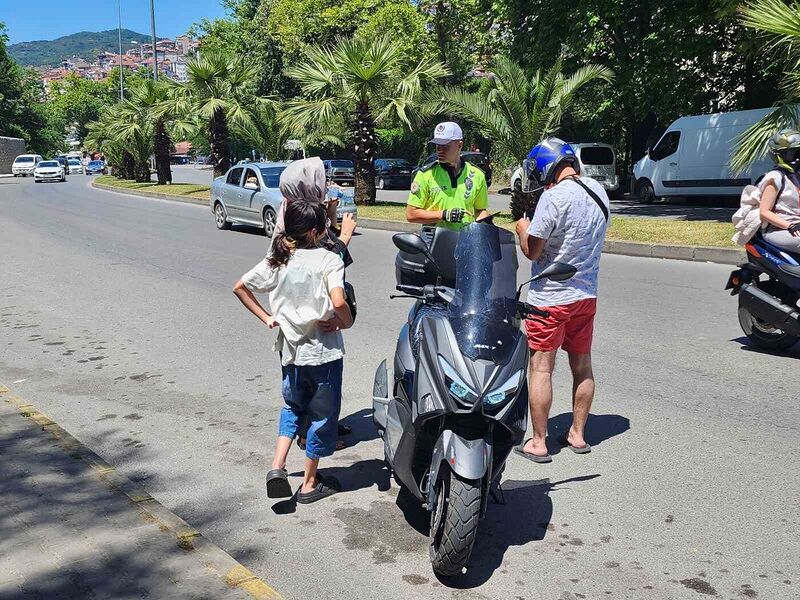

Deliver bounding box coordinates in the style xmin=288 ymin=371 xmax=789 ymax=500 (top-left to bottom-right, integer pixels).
xmin=429 ymin=470 xmax=481 ymax=577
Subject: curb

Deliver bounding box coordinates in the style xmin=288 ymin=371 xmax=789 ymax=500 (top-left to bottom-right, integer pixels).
xmin=91 ymin=181 xmax=745 ymax=265
xmin=0 ymin=383 xmax=284 ymax=600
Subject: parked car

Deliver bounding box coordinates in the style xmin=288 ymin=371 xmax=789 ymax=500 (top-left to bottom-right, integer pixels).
xmin=67 ymin=159 xmax=84 ymax=175
xmin=416 ymin=151 xmax=493 ymax=187
xmin=374 ymin=158 xmax=413 ymax=190
xmin=632 ymin=108 xmax=773 ymax=204
xmin=11 ymin=154 xmax=43 ymax=177
xmin=84 ymin=160 xmax=107 ymax=175
xmin=33 ymin=160 xmax=66 ymax=183
xmin=323 ymin=160 xmax=355 ymax=185
xmin=510 ymin=142 xmax=619 ymax=195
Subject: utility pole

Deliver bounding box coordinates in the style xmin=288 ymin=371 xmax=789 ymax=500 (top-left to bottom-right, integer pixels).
xmin=149 ymin=0 xmax=158 ymax=81
xmin=117 ymin=0 xmax=124 ymax=100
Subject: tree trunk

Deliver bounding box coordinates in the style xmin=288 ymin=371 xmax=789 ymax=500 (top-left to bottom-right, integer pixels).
xmin=154 ymin=118 xmax=172 ymax=185
xmin=134 ymin=160 xmax=151 ymax=183
xmin=352 ymin=101 xmax=377 ymax=206
xmin=210 ymin=108 xmax=230 ymax=178
xmin=121 ymin=151 xmax=135 ymax=180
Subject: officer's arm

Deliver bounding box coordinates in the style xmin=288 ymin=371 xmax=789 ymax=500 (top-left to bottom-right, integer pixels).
xmin=406 ymin=206 xmax=446 ymax=224
xmin=406 ymin=171 xmax=441 ymax=224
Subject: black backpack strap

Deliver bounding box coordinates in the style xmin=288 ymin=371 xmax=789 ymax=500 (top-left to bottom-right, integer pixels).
xmin=568 ymin=176 xmax=609 ymax=222
xmin=778 ymin=170 xmax=786 ymax=199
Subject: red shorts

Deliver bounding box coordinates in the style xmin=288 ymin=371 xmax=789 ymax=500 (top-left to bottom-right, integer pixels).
xmin=524 ymin=298 xmax=597 ymax=354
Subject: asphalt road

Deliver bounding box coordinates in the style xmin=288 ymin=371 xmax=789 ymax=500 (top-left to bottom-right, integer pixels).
xmin=171 ymin=164 xmax=737 ymax=221
xmin=0 ymin=175 xmax=797 ymax=600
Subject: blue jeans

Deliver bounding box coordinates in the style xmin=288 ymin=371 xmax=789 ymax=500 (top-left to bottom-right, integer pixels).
xmin=278 ymin=359 xmax=343 ymax=460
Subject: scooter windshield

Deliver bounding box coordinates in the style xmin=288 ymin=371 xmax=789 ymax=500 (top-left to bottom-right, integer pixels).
xmin=448 ymin=222 xmax=519 ymax=364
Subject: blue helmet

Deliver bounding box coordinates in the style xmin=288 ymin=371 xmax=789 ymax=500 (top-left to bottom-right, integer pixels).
xmin=522 ymin=137 xmax=579 ymax=192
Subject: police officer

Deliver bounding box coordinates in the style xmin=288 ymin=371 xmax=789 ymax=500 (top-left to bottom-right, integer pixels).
xmin=406 ymin=122 xmax=490 ymax=229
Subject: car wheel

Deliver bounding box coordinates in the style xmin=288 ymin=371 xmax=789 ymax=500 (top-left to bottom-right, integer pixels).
xmin=263 ymin=206 xmax=277 ymax=238
xmin=637 ymin=180 xmax=656 ymax=204
xmin=214 ymin=202 xmax=231 ymax=230
xmin=377 ymin=177 xmax=386 ymax=190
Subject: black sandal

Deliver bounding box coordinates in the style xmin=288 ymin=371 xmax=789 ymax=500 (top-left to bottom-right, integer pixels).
xmin=266 ymin=468 xmax=292 ymax=499
xmin=297 ymin=475 xmax=341 ymax=504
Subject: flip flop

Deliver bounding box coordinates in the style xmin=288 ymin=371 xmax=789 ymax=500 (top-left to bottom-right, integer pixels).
xmin=558 ymin=433 xmax=592 ymax=454
xmin=513 ymin=438 xmax=552 ymax=463
xmin=266 ymin=468 xmax=292 ymax=499
xmin=297 ymin=475 xmax=341 ymax=504
xmin=297 ymin=437 xmax=346 ymax=451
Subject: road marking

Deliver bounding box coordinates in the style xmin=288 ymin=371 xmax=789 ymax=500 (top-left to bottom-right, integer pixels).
xmin=0 ymin=381 xmax=285 ymax=600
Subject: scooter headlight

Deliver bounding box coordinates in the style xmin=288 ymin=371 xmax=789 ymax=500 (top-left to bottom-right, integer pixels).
xmin=482 ymin=372 xmax=522 ymax=408
xmin=438 ymin=355 xmax=478 ymax=405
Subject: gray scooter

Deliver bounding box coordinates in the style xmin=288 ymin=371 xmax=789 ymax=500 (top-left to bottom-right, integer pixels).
xmin=373 ymin=220 xmax=575 ymax=577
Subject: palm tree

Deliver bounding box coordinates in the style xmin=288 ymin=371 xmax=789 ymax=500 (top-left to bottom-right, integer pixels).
xmin=84 ymin=110 xmax=136 ymax=180
xmin=182 ymin=51 xmax=263 ymax=177
xmin=280 ymin=35 xmax=448 ymax=205
xmin=126 ymin=79 xmax=172 ymax=185
xmin=431 ymin=55 xmax=613 ymax=218
xmin=731 ymin=0 xmax=800 ymax=172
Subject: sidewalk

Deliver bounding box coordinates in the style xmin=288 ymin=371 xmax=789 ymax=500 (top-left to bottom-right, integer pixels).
xmin=0 ymin=388 xmax=281 ymax=600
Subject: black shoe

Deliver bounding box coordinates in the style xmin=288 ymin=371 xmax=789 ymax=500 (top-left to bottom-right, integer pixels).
xmin=266 ymin=468 xmax=292 ymax=498
xmin=297 ymin=476 xmax=341 ymax=504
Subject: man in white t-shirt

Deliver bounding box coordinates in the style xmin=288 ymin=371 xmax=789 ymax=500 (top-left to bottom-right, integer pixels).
xmin=514 ymin=138 xmax=610 ymax=463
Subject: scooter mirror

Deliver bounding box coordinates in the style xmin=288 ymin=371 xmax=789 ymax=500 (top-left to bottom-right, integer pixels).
xmin=515 ymin=261 xmax=578 ymax=301
xmin=533 ymin=261 xmax=577 ymax=282
xmin=393 ymin=232 xmax=428 ymax=255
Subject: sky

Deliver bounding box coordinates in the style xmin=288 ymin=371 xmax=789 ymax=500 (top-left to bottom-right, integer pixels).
xmin=1 ymin=0 xmax=228 ymax=44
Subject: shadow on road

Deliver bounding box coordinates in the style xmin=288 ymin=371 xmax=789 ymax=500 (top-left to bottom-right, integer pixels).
xmin=546 ymin=412 xmax=630 ymax=455
xmin=732 ymin=336 xmax=800 ymax=358
xmin=340 ymin=408 xmax=380 ymax=448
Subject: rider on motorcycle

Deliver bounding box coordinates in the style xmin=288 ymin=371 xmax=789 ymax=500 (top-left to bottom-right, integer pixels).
xmin=759 ymin=128 xmax=800 ymax=253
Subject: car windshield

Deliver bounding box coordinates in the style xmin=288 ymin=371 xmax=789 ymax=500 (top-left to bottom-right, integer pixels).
xmin=68 ymin=160 xmax=81 ymax=165
xmin=579 ymin=147 xmax=614 ymax=165
xmin=38 ymin=161 xmax=59 ymax=167
xmin=15 ymin=157 xmax=34 ymax=163
xmin=259 ymin=166 xmax=286 ymax=188
xmin=89 ymin=161 xmax=103 ymax=167
xmin=447 ymin=223 xmax=519 ymax=364
xmin=329 ymin=160 xmax=353 ymax=168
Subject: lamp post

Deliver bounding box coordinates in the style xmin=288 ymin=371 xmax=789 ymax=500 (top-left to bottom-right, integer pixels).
xmin=117 ymin=0 xmax=124 ymax=100
xmin=149 ymin=0 xmax=158 ymax=81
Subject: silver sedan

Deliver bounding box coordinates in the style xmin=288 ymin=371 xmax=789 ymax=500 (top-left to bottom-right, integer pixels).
xmin=211 ymin=162 xmax=357 ymax=236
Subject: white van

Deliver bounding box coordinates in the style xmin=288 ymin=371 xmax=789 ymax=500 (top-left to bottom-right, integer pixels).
xmin=509 ymin=142 xmax=619 ymax=194
xmin=632 ymin=108 xmax=774 ymax=203
xmin=12 ymin=154 xmax=43 ymax=177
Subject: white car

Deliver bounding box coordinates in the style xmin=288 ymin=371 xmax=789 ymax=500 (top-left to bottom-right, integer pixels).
xmin=33 ymin=160 xmax=66 ymax=183
xmin=12 ymin=154 xmax=43 ymax=177
xmin=67 ymin=159 xmax=84 ymax=174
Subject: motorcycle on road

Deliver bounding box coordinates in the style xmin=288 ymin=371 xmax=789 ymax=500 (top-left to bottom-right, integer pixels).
xmin=372 ymin=221 xmax=575 ymax=577
xmin=726 ymin=231 xmax=800 ymax=350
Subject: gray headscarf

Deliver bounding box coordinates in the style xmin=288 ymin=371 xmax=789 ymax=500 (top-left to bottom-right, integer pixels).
xmin=278 ymin=157 xmax=326 ymax=203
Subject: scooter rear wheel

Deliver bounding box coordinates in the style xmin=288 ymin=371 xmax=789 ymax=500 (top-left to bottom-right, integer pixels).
xmin=738 ymin=305 xmax=799 ymax=350
xmin=429 ymin=470 xmax=481 ymax=577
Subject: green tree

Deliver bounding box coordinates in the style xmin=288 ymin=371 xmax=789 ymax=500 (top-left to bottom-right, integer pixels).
xmin=732 ymin=0 xmax=800 ymax=172
xmin=432 ymin=55 xmax=612 ymax=218
xmin=180 ymin=50 xmax=265 ymax=176
xmin=47 ymin=74 xmax=115 ymax=141
xmin=280 ymin=35 xmax=448 ymax=204
xmin=125 ymin=79 xmax=173 ymax=184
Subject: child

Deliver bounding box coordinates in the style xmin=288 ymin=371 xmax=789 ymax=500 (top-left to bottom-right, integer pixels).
xmin=232 ymin=197 xmax=353 ymax=504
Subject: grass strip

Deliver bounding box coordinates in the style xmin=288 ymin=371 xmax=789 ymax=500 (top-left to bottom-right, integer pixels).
xmin=96 ymin=176 xmax=737 ymax=248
